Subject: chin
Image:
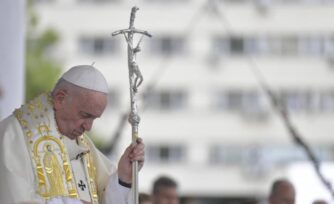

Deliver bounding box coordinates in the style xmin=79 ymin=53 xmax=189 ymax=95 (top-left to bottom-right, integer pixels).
xmin=65 ymin=134 xmax=77 ymax=140
xmin=64 ymin=131 xmax=80 ymax=139
xmin=73 ymin=131 xmax=84 ymax=137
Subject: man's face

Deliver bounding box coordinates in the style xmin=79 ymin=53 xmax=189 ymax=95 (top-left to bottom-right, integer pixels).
xmin=54 ymin=89 xmax=107 ymax=139
xmin=153 ymin=187 xmax=179 ymax=204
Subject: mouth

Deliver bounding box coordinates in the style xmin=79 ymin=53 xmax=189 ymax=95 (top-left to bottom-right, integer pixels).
xmin=73 ymin=130 xmax=84 ymax=136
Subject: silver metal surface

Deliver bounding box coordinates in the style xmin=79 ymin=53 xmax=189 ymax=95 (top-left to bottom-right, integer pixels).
xmin=112 ymin=6 xmax=152 ymax=204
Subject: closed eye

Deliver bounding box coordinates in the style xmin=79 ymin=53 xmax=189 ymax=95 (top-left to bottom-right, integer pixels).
xmin=79 ymin=111 xmax=96 ymax=119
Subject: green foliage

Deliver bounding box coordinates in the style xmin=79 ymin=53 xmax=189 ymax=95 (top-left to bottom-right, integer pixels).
xmin=25 ymin=3 xmax=62 ymax=102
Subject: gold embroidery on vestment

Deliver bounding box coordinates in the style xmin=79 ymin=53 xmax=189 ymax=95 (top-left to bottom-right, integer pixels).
xmin=13 ymin=93 xmax=105 ymax=201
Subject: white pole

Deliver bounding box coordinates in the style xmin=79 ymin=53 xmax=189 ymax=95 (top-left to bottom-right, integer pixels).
xmin=0 ymin=0 xmax=26 ymax=120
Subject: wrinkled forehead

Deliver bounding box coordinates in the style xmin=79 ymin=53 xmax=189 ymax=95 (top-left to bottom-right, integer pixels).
xmin=74 ymin=89 xmax=107 ymax=115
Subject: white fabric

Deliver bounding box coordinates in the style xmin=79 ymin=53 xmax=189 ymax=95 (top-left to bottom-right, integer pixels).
xmin=70 ymin=160 xmax=91 ymax=203
xmin=61 ymin=65 xmax=109 ymax=94
xmin=46 ymin=197 xmax=83 ymax=204
xmin=0 ymin=115 xmax=132 ymax=204
xmin=63 ymin=137 xmax=91 ymax=202
xmin=63 ymin=136 xmax=89 ymax=161
xmin=105 ymin=173 xmax=134 ymax=204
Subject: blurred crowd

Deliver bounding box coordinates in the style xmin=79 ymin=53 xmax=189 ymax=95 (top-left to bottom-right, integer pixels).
xmin=140 ymin=176 xmax=329 ymax=204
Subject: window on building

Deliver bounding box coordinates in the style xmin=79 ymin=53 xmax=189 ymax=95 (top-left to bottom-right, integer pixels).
xmin=301 ymin=0 xmax=334 ymax=4
xmin=324 ymin=36 xmax=334 ymax=57
xmin=213 ymin=36 xmax=246 ymax=56
xmin=225 ymin=91 xmax=243 ymax=110
xmin=147 ymin=144 xmax=186 ymax=163
xmin=280 ymin=36 xmax=299 ymax=55
xmin=219 ymin=0 xmax=250 ymax=3
xmin=216 ymin=89 xmax=334 ymax=114
xmin=213 ymin=36 xmax=230 ymax=55
xmin=263 ymin=145 xmax=334 ymax=164
xmin=209 ymin=145 xmax=246 ymax=165
xmin=278 ymin=90 xmax=313 ymax=112
xmin=150 ymin=36 xmax=186 ymax=56
xmin=299 ymin=36 xmax=324 ymax=56
xmin=243 ymin=91 xmax=262 ymax=111
xmin=230 ymin=37 xmax=245 ymax=55
xmin=144 ymin=0 xmax=188 ymax=2
xmin=209 ymin=144 xmax=334 ymax=167
xmin=32 ymin=0 xmax=55 ymax=3
xmin=144 ymin=90 xmax=187 ymax=111
xmin=277 ymin=90 xmax=334 ymax=113
xmin=319 ymin=91 xmax=334 ymax=112
xmin=244 ymin=37 xmax=265 ymax=55
xmin=78 ymin=0 xmax=119 ymax=3
xmin=219 ymin=0 xmax=334 ymax=4
xmin=79 ymin=36 xmax=119 ymax=55
xmin=213 ymin=35 xmax=334 ymax=57
xmin=215 ymin=90 xmax=263 ymax=112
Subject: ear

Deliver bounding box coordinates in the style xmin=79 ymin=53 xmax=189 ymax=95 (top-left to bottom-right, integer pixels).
xmin=53 ymin=89 xmax=67 ymax=110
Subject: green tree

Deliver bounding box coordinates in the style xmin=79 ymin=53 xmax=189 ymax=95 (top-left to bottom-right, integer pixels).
xmin=25 ymin=1 xmax=62 ymax=102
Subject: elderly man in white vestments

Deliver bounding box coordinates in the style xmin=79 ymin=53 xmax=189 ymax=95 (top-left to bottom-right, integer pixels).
xmin=0 ymin=65 xmax=145 ymax=204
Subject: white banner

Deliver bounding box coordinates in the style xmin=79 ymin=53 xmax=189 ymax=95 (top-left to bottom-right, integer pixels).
xmin=0 ymin=0 xmax=25 ymax=120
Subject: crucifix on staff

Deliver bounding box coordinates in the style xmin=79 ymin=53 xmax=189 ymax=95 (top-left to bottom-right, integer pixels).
xmin=112 ymin=6 xmax=152 ymax=204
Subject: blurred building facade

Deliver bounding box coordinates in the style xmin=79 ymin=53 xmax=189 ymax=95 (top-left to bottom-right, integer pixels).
xmin=33 ymin=0 xmax=334 ymax=203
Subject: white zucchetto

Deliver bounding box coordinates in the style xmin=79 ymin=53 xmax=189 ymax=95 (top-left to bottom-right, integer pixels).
xmin=61 ymin=65 xmax=109 ymax=94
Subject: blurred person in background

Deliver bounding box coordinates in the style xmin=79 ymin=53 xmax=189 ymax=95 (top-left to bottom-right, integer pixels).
xmin=152 ymin=176 xmax=179 ymax=204
xmin=139 ymin=193 xmax=152 ymax=204
xmin=0 ymin=65 xmax=145 ymax=204
xmin=312 ymin=199 xmax=328 ymax=204
xmin=181 ymin=197 xmax=199 ymax=204
xmin=268 ymin=179 xmax=295 ymax=204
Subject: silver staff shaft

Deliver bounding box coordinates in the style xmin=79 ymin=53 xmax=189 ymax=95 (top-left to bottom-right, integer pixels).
xmin=112 ymin=6 xmax=152 ymax=204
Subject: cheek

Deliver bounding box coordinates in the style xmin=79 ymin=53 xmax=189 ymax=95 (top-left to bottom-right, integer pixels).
xmin=70 ymin=118 xmax=84 ymax=128
xmin=60 ymin=106 xmax=74 ymax=120
xmin=62 ymin=111 xmax=82 ymax=128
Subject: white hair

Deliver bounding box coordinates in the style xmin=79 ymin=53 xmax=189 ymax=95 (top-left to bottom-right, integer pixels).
xmin=51 ymin=78 xmax=86 ymax=99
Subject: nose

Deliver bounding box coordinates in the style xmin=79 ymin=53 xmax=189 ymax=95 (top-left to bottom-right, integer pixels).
xmin=82 ymin=119 xmax=93 ymax=131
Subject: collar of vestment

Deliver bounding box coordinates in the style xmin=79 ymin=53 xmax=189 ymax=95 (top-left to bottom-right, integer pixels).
xmin=14 ymin=93 xmax=99 ymax=204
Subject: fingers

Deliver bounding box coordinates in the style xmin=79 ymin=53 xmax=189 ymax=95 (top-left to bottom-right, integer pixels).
xmin=121 ymin=137 xmax=145 ymax=165
xmin=129 ymin=154 xmax=144 ymax=163
xmin=129 ymin=137 xmax=145 ymax=163
xmin=136 ymin=137 xmax=143 ymax=144
xmin=118 ymin=137 xmax=145 ymax=180
xmin=129 ymin=147 xmax=145 ymax=162
xmin=123 ymin=137 xmax=142 ymax=154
